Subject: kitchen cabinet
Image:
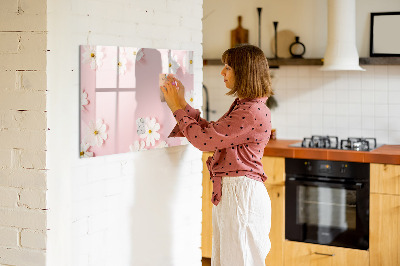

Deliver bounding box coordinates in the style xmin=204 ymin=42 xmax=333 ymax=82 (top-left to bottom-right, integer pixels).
xmin=201 ymin=154 xmax=286 ymax=265
xmin=202 ymin=152 xmax=213 ymax=258
xmin=284 ymin=241 xmax=369 ymax=266
xmin=370 ymin=163 xmax=400 ymax=195
xmin=370 ymin=163 xmax=400 ymax=266
xmin=261 ymin=156 xmax=285 ymax=266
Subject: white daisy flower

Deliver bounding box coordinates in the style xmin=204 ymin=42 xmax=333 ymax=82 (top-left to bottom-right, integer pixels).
xmin=81 ymin=90 xmax=89 ymax=110
xmin=87 ymin=119 xmax=108 ymax=147
xmin=139 ymin=117 xmax=160 ymax=147
xmin=118 ymin=56 xmax=128 ymax=75
xmin=185 ymin=90 xmax=195 ymax=106
xmin=129 ymin=140 xmax=147 ymax=152
xmin=169 ymin=55 xmax=180 ymax=74
xmin=157 ymin=141 xmax=169 ymax=148
xmin=133 ymin=48 xmax=144 ymax=62
xmin=82 ymin=46 xmax=104 ymax=70
xmin=80 ymin=142 xmax=93 ymax=158
xmin=183 ymin=51 xmax=194 ymax=74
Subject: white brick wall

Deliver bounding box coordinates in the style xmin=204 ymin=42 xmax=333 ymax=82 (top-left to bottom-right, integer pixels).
xmin=46 ymin=1 xmax=203 ymax=266
xmin=0 ymin=0 xmax=48 ymax=265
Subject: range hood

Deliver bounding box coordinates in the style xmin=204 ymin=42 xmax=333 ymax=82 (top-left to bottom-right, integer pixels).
xmin=320 ymin=0 xmax=365 ymax=71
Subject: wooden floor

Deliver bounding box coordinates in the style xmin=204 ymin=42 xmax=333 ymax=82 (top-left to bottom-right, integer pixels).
xmin=202 ymin=257 xmax=211 ymax=266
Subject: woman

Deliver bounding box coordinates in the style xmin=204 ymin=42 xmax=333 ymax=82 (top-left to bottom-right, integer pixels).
xmin=161 ymin=44 xmax=273 ymax=266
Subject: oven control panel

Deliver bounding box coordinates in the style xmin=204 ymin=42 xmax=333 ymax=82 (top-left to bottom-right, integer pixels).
xmin=286 ymin=158 xmax=369 ymax=180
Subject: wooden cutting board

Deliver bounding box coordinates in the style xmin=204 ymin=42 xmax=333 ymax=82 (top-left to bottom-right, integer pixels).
xmin=231 ymin=16 xmax=249 ymax=48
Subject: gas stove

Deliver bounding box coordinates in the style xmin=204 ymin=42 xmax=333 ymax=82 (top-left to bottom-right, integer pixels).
xmin=289 ymin=135 xmax=381 ymax=151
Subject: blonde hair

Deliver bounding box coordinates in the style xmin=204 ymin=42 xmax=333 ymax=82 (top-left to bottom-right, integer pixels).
xmin=221 ymin=44 xmax=273 ymax=99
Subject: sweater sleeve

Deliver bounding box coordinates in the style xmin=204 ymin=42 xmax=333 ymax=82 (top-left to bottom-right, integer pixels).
xmin=172 ymin=106 xmax=257 ymax=152
xmin=168 ymin=103 xmax=211 ymax=137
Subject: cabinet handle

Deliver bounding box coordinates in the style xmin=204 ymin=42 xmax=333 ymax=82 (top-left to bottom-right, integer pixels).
xmin=314 ymin=252 xmax=335 ymax=257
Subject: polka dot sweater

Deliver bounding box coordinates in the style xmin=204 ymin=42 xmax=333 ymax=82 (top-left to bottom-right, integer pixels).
xmin=169 ymin=97 xmax=272 ymax=206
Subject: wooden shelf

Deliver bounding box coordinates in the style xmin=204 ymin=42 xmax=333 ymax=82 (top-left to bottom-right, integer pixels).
xmin=203 ymin=58 xmax=323 ymax=67
xmin=359 ymin=57 xmax=400 ymax=65
xmin=203 ymin=57 xmax=400 ymax=67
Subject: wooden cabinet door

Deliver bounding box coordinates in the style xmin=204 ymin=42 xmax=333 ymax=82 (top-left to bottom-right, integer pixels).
xmin=262 ymin=156 xmax=285 ymax=186
xmin=284 ymin=241 xmax=369 ymax=266
xmin=370 ymin=193 xmax=400 ymax=266
xmin=201 ymin=152 xmax=213 ymax=258
xmin=264 ymin=184 xmax=284 ymax=266
xmin=370 ymin=163 xmax=400 ymax=195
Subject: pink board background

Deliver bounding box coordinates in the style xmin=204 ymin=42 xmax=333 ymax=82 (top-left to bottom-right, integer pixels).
xmin=80 ymin=45 xmax=194 ymax=158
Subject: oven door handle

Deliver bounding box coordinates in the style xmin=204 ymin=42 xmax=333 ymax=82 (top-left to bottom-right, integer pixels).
xmin=287 ymin=177 xmax=364 ymax=189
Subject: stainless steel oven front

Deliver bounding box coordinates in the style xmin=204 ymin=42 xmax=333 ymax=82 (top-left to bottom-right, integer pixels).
xmin=285 ymin=158 xmax=369 ymax=250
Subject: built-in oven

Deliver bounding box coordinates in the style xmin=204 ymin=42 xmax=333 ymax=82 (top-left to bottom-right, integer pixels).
xmin=285 ymin=158 xmax=370 ymax=250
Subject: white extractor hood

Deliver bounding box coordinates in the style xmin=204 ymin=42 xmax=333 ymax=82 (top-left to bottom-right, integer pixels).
xmin=320 ymin=0 xmax=365 ymax=71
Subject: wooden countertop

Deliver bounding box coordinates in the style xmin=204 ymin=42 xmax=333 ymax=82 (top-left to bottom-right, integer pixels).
xmin=263 ymin=139 xmax=400 ymax=165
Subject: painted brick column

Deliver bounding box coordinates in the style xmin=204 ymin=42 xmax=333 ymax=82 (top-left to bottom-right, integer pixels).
xmin=0 ymin=0 xmax=48 ymax=265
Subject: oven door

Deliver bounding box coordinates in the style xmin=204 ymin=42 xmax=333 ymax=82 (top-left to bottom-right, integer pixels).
xmin=285 ymin=177 xmax=369 ymax=250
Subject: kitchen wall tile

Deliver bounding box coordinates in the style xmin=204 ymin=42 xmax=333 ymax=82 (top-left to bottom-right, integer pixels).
xmin=310 ymin=66 xmax=323 ymax=77
xmin=336 ymin=103 xmax=349 ymax=116
xmin=336 ymin=128 xmax=349 ymax=140
xmin=322 ymin=70 xmax=335 ymax=78
xmin=311 ymin=127 xmax=325 ymax=136
xmin=388 ymin=104 xmax=400 ymax=117
xmin=310 ymin=77 xmax=324 ymax=90
xmin=285 ymin=66 xmax=298 ymax=77
xmin=348 ymin=71 xmax=362 ymax=90
xmin=374 ymin=77 xmax=388 ymax=91
xmin=362 ymin=116 xmax=375 ymax=130
xmin=348 ymin=90 xmax=362 ymax=103
xmin=311 ymin=114 xmax=324 ymax=128
xmin=374 ymin=117 xmax=389 ymax=130
xmin=348 ymin=103 xmax=362 ymax=116
xmin=361 ymin=75 xmax=374 ymax=91
xmin=298 ymin=67 xmax=311 ymax=78
xmin=323 ymin=103 xmax=336 ymax=115
xmin=311 ymin=102 xmax=324 ymax=114
xmin=374 ymin=90 xmax=388 ymax=104
xmin=388 ymin=131 xmax=400 ymax=144
xmin=336 ymin=90 xmax=349 ymax=103
xmin=323 ymin=115 xmax=336 ymax=129
xmin=374 ymin=130 xmax=389 ymax=144
xmin=349 ymin=116 xmax=362 ymax=129
xmin=298 ymin=77 xmax=311 ymax=89
xmin=286 ymin=77 xmax=299 ymax=89
xmin=374 ymin=65 xmax=387 ymax=77
xmin=375 ymin=104 xmax=389 ymax=117
xmin=323 ymin=87 xmax=336 ymax=103
xmin=335 ymin=72 xmax=349 ymax=90
xmin=388 ymin=76 xmax=400 ymax=91
xmin=336 ymin=115 xmax=348 ymax=128
xmin=388 ymin=91 xmax=400 ymax=104
xmin=387 ymin=65 xmax=400 ymax=76
xmin=361 ymin=90 xmax=374 ymax=103
xmin=388 ymin=117 xmax=400 ymax=131
xmin=361 ymin=104 xmax=374 ymax=117
xmin=362 ymin=129 xmax=375 ymax=138
xmin=349 ymin=128 xmax=362 ymax=137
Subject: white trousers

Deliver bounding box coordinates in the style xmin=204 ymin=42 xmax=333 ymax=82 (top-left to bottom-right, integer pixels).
xmin=212 ymin=176 xmax=271 ymax=266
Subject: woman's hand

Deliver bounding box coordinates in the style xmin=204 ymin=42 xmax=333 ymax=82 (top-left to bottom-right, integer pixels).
xmin=167 ymin=75 xmax=187 ymax=108
xmin=161 ymin=79 xmax=184 ymax=113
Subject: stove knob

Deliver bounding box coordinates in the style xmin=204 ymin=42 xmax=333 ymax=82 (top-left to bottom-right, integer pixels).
xmin=340 ymin=164 xmax=347 ymax=174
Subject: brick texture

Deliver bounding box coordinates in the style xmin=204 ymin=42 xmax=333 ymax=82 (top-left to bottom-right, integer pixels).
xmin=0 ymin=0 xmax=47 ymax=264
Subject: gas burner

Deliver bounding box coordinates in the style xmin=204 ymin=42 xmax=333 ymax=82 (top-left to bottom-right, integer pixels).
xmin=340 ymin=137 xmax=377 ymax=151
xmin=290 ymin=136 xmax=380 ymax=151
xmin=301 ymin=135 xmax=339 ymax=149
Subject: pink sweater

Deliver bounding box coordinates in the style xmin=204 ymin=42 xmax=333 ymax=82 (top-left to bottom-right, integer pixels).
xmin=169 ymin=97 xmax=271 ymax=205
